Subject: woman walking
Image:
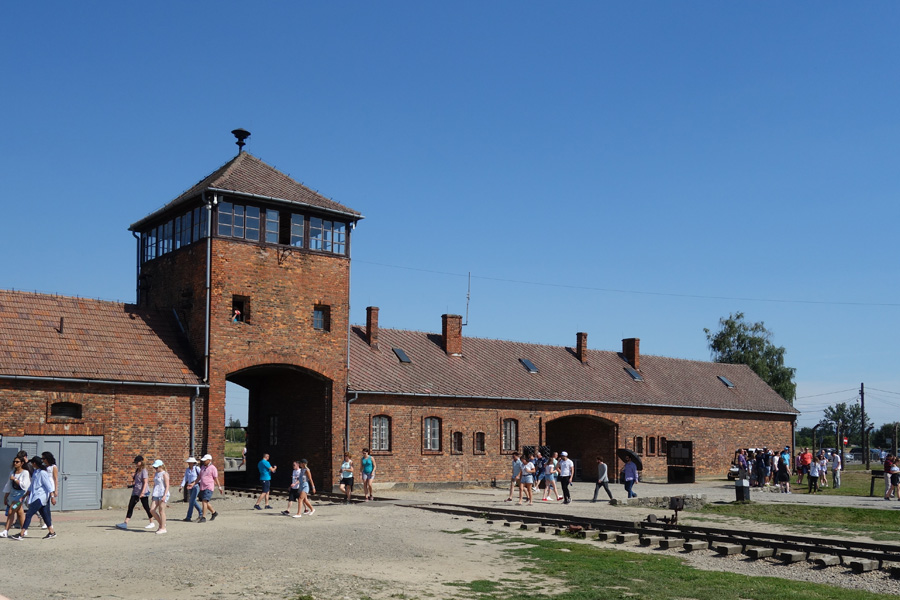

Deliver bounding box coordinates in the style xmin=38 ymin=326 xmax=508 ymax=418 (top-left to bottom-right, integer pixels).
xmin=622 ymin=455 xmax=638 ymax=498
xmin=291 ymin=458 xmax=317 ymax=517
xmin=39 ymin=452 xmax=59 ymax=528
xmin=149 ymin=459 xmax=169 ymax=534
xmin=116 ymin=455 xmax=155 ymax=530
xmin=339 ymin=453 xmax=354 ymax=504
xmin=1 ymin=456 xmax=30 ymax=537
xmin=360 ymin=449 xmax=376 ymax=501
xmin=518 ymin=453 xmax=535 ymax=506
xmin=541 ymin=457 xmax=559 ymax=502
xmin=10 ymin=456 xmax=56 ymax=540
xmin=284 ymin=461 xmax=303 ymax=516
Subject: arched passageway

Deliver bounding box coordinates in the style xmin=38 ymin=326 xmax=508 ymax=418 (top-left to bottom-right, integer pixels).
xmin=545 ymin=415 xmax=617 ymax=481
xmin=229 ymin=365 xmax=332 ymax=488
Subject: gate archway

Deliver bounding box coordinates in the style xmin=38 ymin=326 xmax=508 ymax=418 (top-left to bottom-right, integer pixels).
xmin=228 ymin=364 xmax=332 ymax=488
xmin=545 ymin=415 xmax=617 ymax=481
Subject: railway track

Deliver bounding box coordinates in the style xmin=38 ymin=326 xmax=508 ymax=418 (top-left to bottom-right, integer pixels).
xmin=413 ymin=502 xmax=900 ymax=578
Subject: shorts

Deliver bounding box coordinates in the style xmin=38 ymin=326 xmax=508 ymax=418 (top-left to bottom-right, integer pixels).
xmin=521 ymin=475 xmax=534 ymax=485
xmin=361 ymin=472 xmax=375 ymax=481
xmin=300 ymin=483 xmax=310 ymax=494
xmin=199 ymin=489 xmax=213 ymax=501
xmin=261 ymin=481 xmax=271 ymax=493
xmin=800 ymin=465 xmax=810 ymax=475
xmin=288 ymin=488 xmax=300 ymax=501
xmin=341 ymin=477 xmax=354 ymax=490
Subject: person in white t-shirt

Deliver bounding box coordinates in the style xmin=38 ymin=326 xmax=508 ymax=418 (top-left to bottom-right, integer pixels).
xmin=557 ymin=452 xmax=575 ymax=504
xmin=831 ymin=452 xmax=842 ymax=488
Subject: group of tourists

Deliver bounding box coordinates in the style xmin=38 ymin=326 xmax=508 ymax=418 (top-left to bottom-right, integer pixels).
xmin=504 ymin=450 xmax=624 ymax=506
xmin=115 ymin=453 xmax=224 ymax=534
xmin=735 ymin=446 xmax=843 ymax=493
xmin=2 ymin=450 xmax=58 ymax=540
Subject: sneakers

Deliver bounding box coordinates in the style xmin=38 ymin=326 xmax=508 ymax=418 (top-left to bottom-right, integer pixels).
xmin=41 ymin=524 xmax=48 ymax=530
xmin=144 ymin=523 xmax=156 ymax=529
xmin=292 ymin=514 xmax=302 ymax=519
xmin=264 ymin=505 xmax=273 ymax=509
xmin=281 ymin=510 xmax=290 ymax=515
xmin=0 ymin=530 xmax=7 ymax=538
xmin=43 ymin=532 xmax=56 ymax=539
xmin=504 ymin=498 xmax=512 ymax=502
xmin=254 ymin=505 xmax=262 ymax=510
xmin=210 ymin=512 xmax=218 ymax=521
xmin=10 ymin=534 xmax=23 ymax=541
xmin=197 ymin=517 xmax=207 ymax=523
xmin=22 ymin=530 xmax=27 ymax=537
xmin=115 ymin=523 xmax=128 ymax=530
xmin=308 ymin=509 xmax=315 ymax=516
xmin=155 ymin=529 xmax=167 ymax=535
xmin=182 ymin=518 xmax=192 ymax=522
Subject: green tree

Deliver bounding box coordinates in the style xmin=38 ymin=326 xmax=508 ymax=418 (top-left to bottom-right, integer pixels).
xmin=704 ymin=312 xmax=797 ymax=403
xmin=871 ymin=421 xmax=900 ymax=451
xmin=822 ymin=402 xmax=871 ymax=447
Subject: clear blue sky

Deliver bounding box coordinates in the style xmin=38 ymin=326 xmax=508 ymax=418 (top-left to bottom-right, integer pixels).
xmin=3 ymin=3 xmax=899 ymax=431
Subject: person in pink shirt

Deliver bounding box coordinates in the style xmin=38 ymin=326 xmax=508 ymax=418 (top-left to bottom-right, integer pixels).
xmin=197 ymin=454 xmax=224 ymax=523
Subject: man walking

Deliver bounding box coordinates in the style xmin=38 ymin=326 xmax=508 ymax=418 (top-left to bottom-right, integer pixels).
xmin=831 ymin=451 xmax=842 ymax=489
xmin=591 ymin=456 xmax=613 ymax=502
xmin=254 ymin=453 xmax=277 ymax=510
xmin=557 ymin=451 xmax=575 ymax=504
xmin=197 ymin=454 xmax=223 ymax=522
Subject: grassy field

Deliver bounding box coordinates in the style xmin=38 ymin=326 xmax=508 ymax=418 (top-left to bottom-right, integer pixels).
xmin=437 ymin=530 xmax=894 ymax=600
xmin=225 ymin=441 xmax=244 ymax=458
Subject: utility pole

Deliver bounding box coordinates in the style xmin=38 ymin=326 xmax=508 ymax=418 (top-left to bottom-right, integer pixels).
xmin=860 ymin=382 xmax=869 ymax=470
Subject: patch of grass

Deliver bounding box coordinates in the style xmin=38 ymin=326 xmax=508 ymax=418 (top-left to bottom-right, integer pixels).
xmin=441 ymin=529 xmax=891 ymax=600
xmin=446 ymin=580 xmax=503 ymax=593
xmin=698 ymin=502 xmax=900 ymax=540
xmin=224 ymin=440 xmax=244 ymax=458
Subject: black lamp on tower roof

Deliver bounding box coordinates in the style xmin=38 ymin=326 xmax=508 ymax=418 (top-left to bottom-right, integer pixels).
xmin=231 ymin=128 xmax=251 ymax=154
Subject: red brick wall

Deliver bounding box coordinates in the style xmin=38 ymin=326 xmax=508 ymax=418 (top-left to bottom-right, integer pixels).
xmin=0 ymin=379 xmax=199 ymax=491
xmin=139 ymin=236 xmax=350 ymax=482
xmin=349 ymin=394 xmax=793 ymax=484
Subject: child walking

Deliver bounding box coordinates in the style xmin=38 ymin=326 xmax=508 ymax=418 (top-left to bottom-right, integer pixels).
xmin=149 ymin=459 xmax=170 ymax=534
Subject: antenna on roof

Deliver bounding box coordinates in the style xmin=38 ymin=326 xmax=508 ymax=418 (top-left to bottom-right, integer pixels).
xmin=463 ymin=272 xmax=470 ymax=327
xmin=231 ymin=128 xmax=251 ymax=154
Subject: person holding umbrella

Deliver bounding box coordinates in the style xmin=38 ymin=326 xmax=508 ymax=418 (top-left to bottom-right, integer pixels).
xmin=622 ymin=454 xmax=638 ymax=498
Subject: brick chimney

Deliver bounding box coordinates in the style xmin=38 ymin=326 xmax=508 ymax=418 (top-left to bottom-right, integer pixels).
xmin=576 ymin=332 xmax=588 ymax=363
xmin=366 ymin=306 xmax=379 ymax=349
xmin=622 ymin=338 xmax=640 ymax=369
xmin=441 ymin=314 xmax=463 ymax=356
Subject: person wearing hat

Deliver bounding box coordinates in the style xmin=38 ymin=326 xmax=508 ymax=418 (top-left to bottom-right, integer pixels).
xmin=149 ymin=459 xmax=169 ymax=534
xmin=116 ymin=455 xmax=156 ymax=530
xmin=197 ymin=454 xmax=224 ymax=522
xmin=179 ymin=457 xmax=203 ymax=522
xmin=557 ymin=451 xmax=575 ymax=504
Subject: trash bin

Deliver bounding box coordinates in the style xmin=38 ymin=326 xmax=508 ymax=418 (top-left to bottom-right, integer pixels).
xmin=735 ymin=478 xmax=750 ymax=501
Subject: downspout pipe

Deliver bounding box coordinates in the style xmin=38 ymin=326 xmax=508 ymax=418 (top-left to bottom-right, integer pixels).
xmin=345 ymin=393 xmax=358 ymax=453
xmin=191 ymin=386 xmax=199 ymax=458
xmin=132 ymin=231 xmax=141 ymax=305
xmin=203 ymin=191 xmax=213 ymax=383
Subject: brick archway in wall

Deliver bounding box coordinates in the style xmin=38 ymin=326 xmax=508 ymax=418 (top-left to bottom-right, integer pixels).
xmin=545 ymin=415 xmax=617 ymax=481
xmin=228 ymin=363 xmax=333 ymax=490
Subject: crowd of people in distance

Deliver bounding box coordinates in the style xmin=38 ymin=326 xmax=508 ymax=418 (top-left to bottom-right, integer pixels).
xmin=882 ymin=453 xmax=900 ymax=501
xmin=2 ymin=450 xmax=59 ymax=540
xmin=733 ymin=446 xmax=843 ymax=494
xmin=504 ymin=450 xmax=629 ymax=506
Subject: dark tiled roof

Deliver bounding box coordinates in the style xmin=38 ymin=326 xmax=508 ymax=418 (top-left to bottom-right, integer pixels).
xmin=349 ymin=326 xmax=798 ymax=415
xmin=130 ymin=152 xmax=362 ymax=230
xmin=0 ymin=291 xmax=203 ymax=386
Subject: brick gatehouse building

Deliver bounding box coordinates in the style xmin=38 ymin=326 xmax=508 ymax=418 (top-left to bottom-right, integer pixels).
xmin=0 ymin=137 xmax=797 ymax=508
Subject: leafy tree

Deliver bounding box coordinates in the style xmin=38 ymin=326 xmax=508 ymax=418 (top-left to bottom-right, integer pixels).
xmin=871 ymin=421 xmax=900 ymax=451
xmin=704 ymin=312 xmax=797 ymax=403
xmin=821 ymin=402 xmax=872 ymax=447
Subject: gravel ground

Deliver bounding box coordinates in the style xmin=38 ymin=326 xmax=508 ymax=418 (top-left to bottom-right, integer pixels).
xmin=0 ymin=481 xmax=898 ymax=599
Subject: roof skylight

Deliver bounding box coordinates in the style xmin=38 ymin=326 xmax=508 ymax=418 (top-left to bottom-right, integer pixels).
xmin=519 ymin=358 xmax=539 ymax=374
xmin=392 ymin=347 xmax=412 ymax=364
xmin=717 ymin=375 xmax=735 ymax=388
xmin=624 ymin=367 xmax=643 ymax=382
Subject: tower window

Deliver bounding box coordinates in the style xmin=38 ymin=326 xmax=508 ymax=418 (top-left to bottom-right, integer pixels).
xmin=232 ymin=296 xmax=249 ymax=323
xmin=313 ymin=305 xmax=330 ymax=331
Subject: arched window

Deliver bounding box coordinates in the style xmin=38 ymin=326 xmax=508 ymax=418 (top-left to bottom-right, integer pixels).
xmin=502 ymin=419 xmax=518 ymax=453
xmin=451 ymin=431 xmax=464 ymax=454
xmin=50 ymin=402 xmax=82 ymax=420
xmin=372 ymin=415 xmax=391 ymax=452
xmin=424 ymin=417 xmax=442 ymax=452
xmin=474 ymin=432 xmax=486 ymax=454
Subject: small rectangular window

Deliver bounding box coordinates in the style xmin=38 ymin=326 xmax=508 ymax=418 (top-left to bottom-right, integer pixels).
xmin=718 ymin=375 xmax=735 ymax=388
xmin=635 ymin=436 xmax=644 ymax=455
xmin=424 ymin=417 xmax=441 ymax=452
xmin=648 ymin=436 xmax=656 ymax=455
xmin=265 ymin=209 xmax=279 ymax=244
xmin=313 ymin=305 xmax=331 ymax=331
xmin=372 ymin=415 xmax=391 ymax=452
xmin=502 ymin=419 xmax=518 ymax=453
xmin=392 ymin=348 xmax=412 ymax=363
xmin=625 ymin=367 xmax=643 ymax=382
xmin=232 ymin=296 xmax=249 ymax=323
xmin=519 ymin=358 xmax=539 ymax=374
xmin=451 ymin=431 xmax=463 ymax=454
xmin=290 ymin=214 xmax=304 ymax=247
xmin=659 ymin=437 xmax=667 ymax=456
xmin=474 ymin=432 xmax=486 ymax=454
